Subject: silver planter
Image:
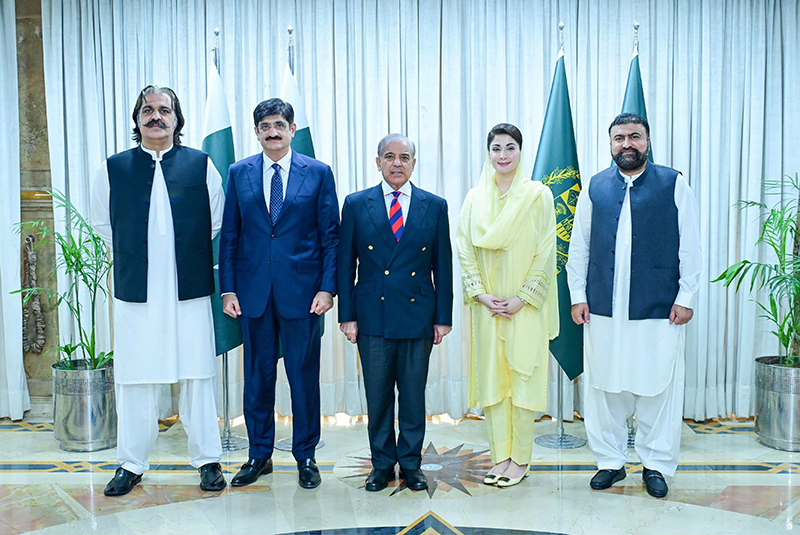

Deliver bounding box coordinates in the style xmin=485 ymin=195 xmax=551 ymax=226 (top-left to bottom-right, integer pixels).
xmin=754 ymin=356 xmax=800 ymax=452
xmin=52 ymin=360 xmax=117 ymax=452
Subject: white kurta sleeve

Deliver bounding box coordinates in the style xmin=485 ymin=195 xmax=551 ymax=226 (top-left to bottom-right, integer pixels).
xmin=206 ymin=157 xmax=225 ymax=240
xmin=90 ymin=161 xmax=113 ymax=246
xmin=566 ymin=178 xmax=592 ymax=305
xmin=673 ymin=173 xmax=702 ymax=309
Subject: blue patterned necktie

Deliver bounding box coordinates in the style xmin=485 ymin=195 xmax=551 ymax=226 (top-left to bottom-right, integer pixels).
xmin=269 ymin=162 xmax=283 ymax=225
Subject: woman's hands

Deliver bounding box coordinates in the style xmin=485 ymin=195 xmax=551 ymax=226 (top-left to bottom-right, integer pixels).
xmin=475 ymin=294 xmax=525 ymax=319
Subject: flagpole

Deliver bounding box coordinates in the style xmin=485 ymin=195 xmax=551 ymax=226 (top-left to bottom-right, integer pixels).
xmin=274 ymin=24 xmax=324 ymax=453
xmin=534 ymin=22 xmax=586 ymax=451
xmin=625 ymin=21 xmax=640 ymax=449
xmin=287 ymin=26 xmax=294 ymax=75
xmin=211 ymin=27 xmax=248 ymax=452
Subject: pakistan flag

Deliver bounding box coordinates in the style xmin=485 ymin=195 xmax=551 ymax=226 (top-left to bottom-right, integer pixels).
xmin=531 ymin=50 xmax=583 ymax=380
xmin=281 ymin=62 xmax=315 ymax=158
xmin=621 ymin=45 xmax=653 ymax=162
xmin=202 ymin=62 xmax=242 ymax=356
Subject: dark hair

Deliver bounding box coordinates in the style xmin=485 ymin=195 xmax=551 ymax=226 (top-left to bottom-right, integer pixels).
xmin=487 ymin=123 xmax=523 ymax=151
xmin=377 ymin=133 xmax=416 ymax=158
xmin=253 ymin=98 xmax=294 ymax=126
xmin=608 ymin=112 xmax=650 ymax=137
xmin=131 ymin=85 xmax=184 ymax=145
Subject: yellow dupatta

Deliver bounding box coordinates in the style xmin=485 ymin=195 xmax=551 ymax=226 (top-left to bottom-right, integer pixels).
xmin=458 ymin=156 xmax=559 ymax=407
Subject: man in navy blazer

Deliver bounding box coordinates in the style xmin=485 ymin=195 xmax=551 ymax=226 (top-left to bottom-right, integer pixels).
xmin=219 ymin=98 xmax=339 ymax=489
xmin=338 ymin=133 xmax=453 ymax=492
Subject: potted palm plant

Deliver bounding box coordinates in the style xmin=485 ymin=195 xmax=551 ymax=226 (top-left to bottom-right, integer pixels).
xmin=17 ymin=190 xmax=116 ymax=452
xmin=715 ymin=173 xmax=800 ymax=451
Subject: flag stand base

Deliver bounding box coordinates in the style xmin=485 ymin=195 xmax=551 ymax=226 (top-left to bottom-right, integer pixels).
xmin=535 ymin=432 xmax=586 ymax=449
xmin=219 ymin=351 xmax=248 ymax=451
xmin=535 ymin=367 xmax=586 ymax=450
xmin=627 ymin=416 xmax=636 ymax=448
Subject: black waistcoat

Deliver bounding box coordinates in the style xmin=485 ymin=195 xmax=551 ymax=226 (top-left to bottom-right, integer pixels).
xmin=107 ymin=145 xmax=214 ymax=303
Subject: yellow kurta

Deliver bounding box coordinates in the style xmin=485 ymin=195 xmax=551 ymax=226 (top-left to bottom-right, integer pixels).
xmin=457 ymin=161 xmax=559 ymax=413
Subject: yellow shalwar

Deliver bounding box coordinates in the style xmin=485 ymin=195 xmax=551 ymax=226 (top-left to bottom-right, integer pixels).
xmin=457 ymin=160 xmax=559 ymax=464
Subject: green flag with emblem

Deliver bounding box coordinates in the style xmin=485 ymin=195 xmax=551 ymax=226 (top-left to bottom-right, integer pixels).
xmin=202 ymin=61 xmax=243 ymax=356
xmin=531 ymin=50 xmax=583 ymax=380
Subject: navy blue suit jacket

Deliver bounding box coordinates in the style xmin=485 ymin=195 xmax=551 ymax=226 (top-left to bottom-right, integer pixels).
xmin=219 ymin=151 xmax=339 ymax=319
xmin=337 ymin=183 xmax=453 ymax=339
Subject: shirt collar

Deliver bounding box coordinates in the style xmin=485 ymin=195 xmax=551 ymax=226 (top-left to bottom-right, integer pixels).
xmin=141 ymin=144 xmax=173 ymax=161
xmin=381 ymin=179 xmax=412 ymax=198
xmin=617 ymin=166 xmax=645 ymax=185
xmin=263 ymin=149 xmax=293 ymax=174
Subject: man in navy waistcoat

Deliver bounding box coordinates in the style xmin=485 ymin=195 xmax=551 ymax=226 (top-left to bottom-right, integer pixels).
xmin=566 ymin=113 xmax=701 ymax=498
xmin=219 ymin=98 xmax=339 ymax=489
xmin=91 ymin=86 xmax=226 ymax=496
xmin=338 ymin=134 xmax=453 ymax=492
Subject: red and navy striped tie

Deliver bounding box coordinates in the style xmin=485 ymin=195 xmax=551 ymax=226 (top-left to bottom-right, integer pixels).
xmin=389 ymin=191 xmax=404 ymax=241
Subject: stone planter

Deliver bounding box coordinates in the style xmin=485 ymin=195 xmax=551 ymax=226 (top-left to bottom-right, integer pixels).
xmin=754 ymin=356 xmax=800 ymax=452
xmin=52 ymin=360 xmax=116 ymax=452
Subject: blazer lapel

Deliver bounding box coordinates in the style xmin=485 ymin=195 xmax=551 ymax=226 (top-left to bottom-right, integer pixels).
xmin=390 ymin=183 xmax=429 ymax=263
xmin=366 ymin=184 xmax=398 ymax=249
xmin=274 ymin=151 xmax=308 ymax=226
xmin=246 ymin=154 xmax=271 ymax=226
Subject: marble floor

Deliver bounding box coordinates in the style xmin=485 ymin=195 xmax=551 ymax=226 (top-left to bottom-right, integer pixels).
xmin=1 ymin=414 xmax=799 ymax=535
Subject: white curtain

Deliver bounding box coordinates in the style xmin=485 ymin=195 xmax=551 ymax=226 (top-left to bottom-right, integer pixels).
xmin=40 ymin=0 xmax=800 ymax=421
xmin=1 ymin=1 xmax=31 ymax=420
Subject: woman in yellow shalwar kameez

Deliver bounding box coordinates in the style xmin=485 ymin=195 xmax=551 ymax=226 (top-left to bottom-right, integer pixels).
xmin=457 ymin=123 xmax=559 ymax=487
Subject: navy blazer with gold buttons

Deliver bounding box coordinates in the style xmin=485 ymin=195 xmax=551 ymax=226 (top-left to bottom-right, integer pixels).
xmin=337 ymin=182 xmax=453 ymax=339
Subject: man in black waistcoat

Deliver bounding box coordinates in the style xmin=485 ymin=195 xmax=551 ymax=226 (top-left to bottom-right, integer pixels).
xmin=338 ymin=133 xmax=453 ymax=492
xmin=91 ymin=86 xmax=226 ymax=496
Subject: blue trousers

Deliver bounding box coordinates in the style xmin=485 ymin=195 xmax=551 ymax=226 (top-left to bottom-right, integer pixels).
xmin=240 ymin=295 xmax=322 ymax=461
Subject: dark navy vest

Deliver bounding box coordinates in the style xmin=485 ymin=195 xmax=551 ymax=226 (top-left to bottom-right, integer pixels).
xmin=586 ymin=163 xmax=680 ymax=319
xmin=107 ymin=145 xmax=214 ymax=303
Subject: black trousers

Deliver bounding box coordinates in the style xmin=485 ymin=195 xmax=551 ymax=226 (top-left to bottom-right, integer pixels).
xmin=357 ymin=333 xmax=434 ymax=471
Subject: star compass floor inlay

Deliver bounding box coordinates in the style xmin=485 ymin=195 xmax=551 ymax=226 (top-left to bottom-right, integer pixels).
xmin=335 ymin=442 xmax=495 ymax=498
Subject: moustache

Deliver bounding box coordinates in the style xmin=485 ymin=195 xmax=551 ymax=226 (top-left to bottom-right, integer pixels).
xmin=265 ymin=136 xmax=283 ymax=141
xmin=144 ymin=119 xmax=168 ymax=129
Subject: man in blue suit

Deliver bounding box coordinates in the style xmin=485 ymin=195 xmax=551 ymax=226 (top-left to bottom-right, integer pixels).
xmin=338 ymin=133 xmax=453 ymax=492
xmin=219 ymin=98 xmax=339 ymax=489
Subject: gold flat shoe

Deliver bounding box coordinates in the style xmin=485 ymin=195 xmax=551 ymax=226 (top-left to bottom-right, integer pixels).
xmin=496 ymin=466 xmax=529 ymax=488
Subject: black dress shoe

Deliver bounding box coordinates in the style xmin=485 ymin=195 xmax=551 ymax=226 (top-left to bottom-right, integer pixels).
xmin=297 ymin=458 xmax=321 ymax=489
xmin=589 ymin=467 xmax=626 ymax=490
xmin=365 ymin=467 xmax=394 ymax=492
xmin=400 ymin=468 xmax=428 ymax=491
xmin=199 ymin=462 xmax=227 ymax=491
xmin=642 ymin=467 xmax=668 ymax=498
xmin=104 ymin=467 xmax=142 ymax=496
xmin=231 ymin=458 xmax=273 ymax=487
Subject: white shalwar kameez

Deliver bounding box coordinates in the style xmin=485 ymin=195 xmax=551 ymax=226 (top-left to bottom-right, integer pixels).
xmin=91 ymin=145 xmax=225 ymax=474
xmin=566 ymin=168 xmax=701 ymax=476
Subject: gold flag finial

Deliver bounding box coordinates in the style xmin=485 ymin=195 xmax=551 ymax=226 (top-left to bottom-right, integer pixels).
xmin=559 ymin=21 xmax=565 ymax=51
xmin=633 ymin=21 xmax=640 ymax=51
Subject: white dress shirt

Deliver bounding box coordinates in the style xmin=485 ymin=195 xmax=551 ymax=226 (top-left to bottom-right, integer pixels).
xmin=566 ymin=167 xmax=702 ymax=395
xmin=263 ymin=149 xmax=292 ymax=211
xmin=381 ymin=179 xmax=412 ymax=224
